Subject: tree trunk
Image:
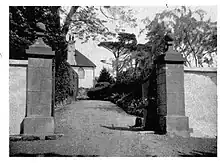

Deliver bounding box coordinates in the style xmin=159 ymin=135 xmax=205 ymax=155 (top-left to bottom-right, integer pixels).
xmin=115 ymin=57 xmax=119 ymax=79
xmin=62 ymin=6 xmax=79 ymax=36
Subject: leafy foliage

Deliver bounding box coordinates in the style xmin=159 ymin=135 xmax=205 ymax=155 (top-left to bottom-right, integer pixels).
xmin=97 ymin=68 xmax=115 ymax=84
xmin=98 ymin=33 xmax=137 ymax=55
xmin=108 ymin=70 xmax=143 ymax=117
xmin=98 ymin=32 xmax=137 ymax=77
xmin=61 ymin=6 xmax=116 ymax=43
xmin=87 ymin=82 xmax=111 ymax=100
xmin=87 ymin=67 xmax=144 ymax=117
xmin=103 ymin=6 xmax=138 ymax=32
xmin=141 ymin=6 xmax=217 ymax=67
xmin=9 ymin=6 xmax=116 ymax=59
xmin=77 ymin=87 xmax=90 ymax=100
xmin=9 ymin=6 xmax=78 ymax=105
xmin=10 ymin=6 xmax=64 ymax=59
xmin=55 ymin=61 xmax=78 ymax=104
xmin=10 ymin=6 xmax=130 ymax=105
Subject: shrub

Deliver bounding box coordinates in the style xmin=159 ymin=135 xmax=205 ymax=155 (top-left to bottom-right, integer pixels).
xmin=77 ymin=87 xmax=89 ymax=100
xmin=116 ymin=67 xmax=141 ymax=84
xmin=113 ymin=68 xmax=143 ymax=97
xmin=94 ymin=82 xmax=111 ymax=88
xmin=119 ymin=97 xmax=144 ymax=117
xmin=88 ymin=68 xmax=147 ymax=117
xmin=97 ymin=67 xmax=115 ymax=84
xmin=87 ymin=82 xmax=111 ymax=100
xmin=108 ymin=93 xmax=121 ymax=103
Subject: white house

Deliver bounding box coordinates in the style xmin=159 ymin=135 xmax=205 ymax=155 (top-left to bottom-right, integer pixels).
xmin=67 ymin=34 xmax=96 ymax=88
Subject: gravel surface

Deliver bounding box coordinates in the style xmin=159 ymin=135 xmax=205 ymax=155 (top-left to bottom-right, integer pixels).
xmin=10 ymin=100 xmax=217 ymax=157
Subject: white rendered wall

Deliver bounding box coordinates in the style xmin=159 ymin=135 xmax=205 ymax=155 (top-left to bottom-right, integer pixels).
xmin=184 ymin=67 xmax=217 ymax=138
xmin=9 ymin=60 xmax=28 ymax=135
xmin=72 ymin=67 xmax=95 ymax=88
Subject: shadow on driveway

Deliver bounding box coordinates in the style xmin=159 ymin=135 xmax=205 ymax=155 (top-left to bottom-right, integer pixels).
xmin=177 ymin=150 xmax=217 ymax=157
xmin=100 ymin=125 xmax=151 ymax=132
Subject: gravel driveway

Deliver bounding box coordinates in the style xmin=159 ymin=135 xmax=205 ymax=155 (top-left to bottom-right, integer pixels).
xmin=10 ymin=100 xmax=217 ymax=157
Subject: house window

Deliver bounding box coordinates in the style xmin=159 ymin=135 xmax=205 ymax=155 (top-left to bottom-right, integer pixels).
xmin=78 ymin=67 xmax=85 ymax=79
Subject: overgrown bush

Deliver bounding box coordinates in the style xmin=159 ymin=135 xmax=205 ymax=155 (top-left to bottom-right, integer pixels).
xmin=55 ymin=60 xmax=78 ymax=105
xmin=87 ymin=82 xmax=111 ymax=100
xmin=77 ymin=87 xmax=89 ymax=100
xmin=88 ymin=67 xmax=149 ymax=117
xmin=87 ymin=68 xmax=114 ymax=100
xmin=94 ymin=82 xmax=111 ymax=88
xmin=108 ymin=92 xmax=144 ymax=117
xmin=113 ymin=68 xmax=142 ymax=97
xmin=104 ymin=68 xmax=144 ymax=117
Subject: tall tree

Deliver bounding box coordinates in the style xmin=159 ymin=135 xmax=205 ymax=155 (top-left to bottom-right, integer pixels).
xmin=140 ymin=6 xmax=217 ymax=67
xmin=98 ymin=32 xmax=137 ymax=78
xmin=60 ymin=6 xmax=117 ymax=43
xmin=9 ymin=6 xmax=116 ymax=59
xmin=9 ymin=6 xmax=138 ymax=103
xmin=9 ymin=6 xmax=110 ymax=104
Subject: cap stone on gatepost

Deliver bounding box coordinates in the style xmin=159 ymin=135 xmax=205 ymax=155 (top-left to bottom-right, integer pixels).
xmin=164 ymin=33 xmax=185 ymax=63
xmin=36 ymin=22 xmax=46 ymax=34
xmin=26 ymin=22 xmax=55 ymax=56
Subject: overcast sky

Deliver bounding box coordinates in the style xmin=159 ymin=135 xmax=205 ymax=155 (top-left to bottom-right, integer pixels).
xmin=72 ymin=6 xmax=217 ymax=77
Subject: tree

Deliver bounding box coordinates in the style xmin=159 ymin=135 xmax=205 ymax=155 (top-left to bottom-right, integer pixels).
xmin=97 ymin=6 xmax=139 ymax=78
xmin=10 ymin=6 xmax=136 ymax=58
xmin=9 ymin=6 xmax=110 ymax=104
xmin=9 ymin=6 xmax=115 ymax=59
xmin=9 ymin=6 xmax=75 ymax=105
xmin=60 ymin=6 xmax=117 ymax=43
xmin=98 ymin=32 xmax=137 ymax=78
xmin=10 ymin=6 xmax=137 ymax=103
xmin=97 ymin=67 xmax=114 ymax=84
xmin=140 ymin=6 xmax=217 ymax=67
xmin=10 ymin=6 xmax=63 ymax=59
xmin=101 ymin=6 xmax=138 ymax=33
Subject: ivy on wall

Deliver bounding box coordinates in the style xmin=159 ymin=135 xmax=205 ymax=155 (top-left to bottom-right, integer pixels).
xmin=55 ymin=60 xmax=78 ymax=105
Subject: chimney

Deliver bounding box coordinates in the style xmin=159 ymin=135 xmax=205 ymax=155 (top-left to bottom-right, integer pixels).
xmin=67 ymin=33 xmax=77 ymax=65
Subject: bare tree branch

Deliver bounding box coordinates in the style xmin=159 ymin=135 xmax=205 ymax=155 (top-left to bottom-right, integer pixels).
xmin=99 ymin=6 xmax=117 ymax=20
xmin=184 ymin=30 xmax=198 ymax=66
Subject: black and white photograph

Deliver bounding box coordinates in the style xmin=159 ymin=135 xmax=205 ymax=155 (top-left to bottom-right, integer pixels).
xmin=4 ymin=2 xmax=218 ymax=157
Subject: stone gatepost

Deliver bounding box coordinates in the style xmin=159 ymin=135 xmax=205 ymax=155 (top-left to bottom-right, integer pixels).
xmin=155 ymin=36 xmax=190 ymax=138
xmin=21 ymin=23 xmax=55 ymax=136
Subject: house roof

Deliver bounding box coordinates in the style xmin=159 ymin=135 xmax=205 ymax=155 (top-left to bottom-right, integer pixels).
xmin=10 ymin=47 xmax=96 ymax=68
xmin=74 ymin=49 xmax=96 ymax=68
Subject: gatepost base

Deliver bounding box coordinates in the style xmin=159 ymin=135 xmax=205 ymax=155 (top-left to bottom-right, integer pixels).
xmin=21 ymin=117 xmax=55 ymax=136
xmin=158 ymin=115 xmax=190 ymax=138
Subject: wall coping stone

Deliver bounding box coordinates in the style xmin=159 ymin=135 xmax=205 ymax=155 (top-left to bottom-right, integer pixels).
xmin=70 ymin=65 xmax=95 ymax=68
xmin=9 ymin=59 xmax=28 ymax=66
xmin=184 ymin=67 xmax=217 ymax=73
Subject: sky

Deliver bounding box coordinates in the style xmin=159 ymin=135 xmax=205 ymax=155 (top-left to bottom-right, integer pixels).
xmin=71 ymin=6 xmax=217 ymax=77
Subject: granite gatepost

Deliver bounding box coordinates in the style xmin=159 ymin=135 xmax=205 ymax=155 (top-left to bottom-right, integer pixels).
xmin=155 ymin=37 xmax=190 ymax=138
xmin=20 ymin=23 xmax=55 ymax=136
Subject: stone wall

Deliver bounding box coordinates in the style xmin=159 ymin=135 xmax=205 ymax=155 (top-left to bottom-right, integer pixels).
xmin=9 ymin=60 xmax=28 ymax=135
xmin=184 ymin=67 xmax=217 ymax=138
xmin=9 ymin=59 xmax=217 ymax=137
